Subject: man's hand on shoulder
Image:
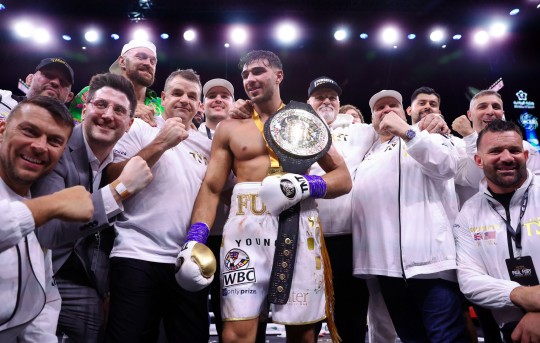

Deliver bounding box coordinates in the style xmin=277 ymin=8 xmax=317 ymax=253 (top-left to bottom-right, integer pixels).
xmin=229 ymin=99 xmax=253 ymax=119
xmin=136 ymin=103 xmax=157 ymax=127
xmin=452 ymin=115 xmax=474 ymax=137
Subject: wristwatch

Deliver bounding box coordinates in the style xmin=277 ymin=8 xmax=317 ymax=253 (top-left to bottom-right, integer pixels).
xmin=111 ymin=180 xmax=131 ymax=200
xmin=404 ymin=128 xmax=416 ymax=142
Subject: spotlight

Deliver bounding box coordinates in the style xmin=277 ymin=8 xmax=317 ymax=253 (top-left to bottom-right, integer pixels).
xmin=62 ymin=35 xmax=72 ymax=41
xmin=334 ymin=29 xmax=347 ymax=41
xmin=489 ymin=22 xmax=507 ymax=38
xmin=111 ymin=34 xmax=120 ymax=40
xmin=183 ymin=30 xmax=196 ymax=42
xmin=224 ymin=43 xmax=230 ymax=48
xmin=33 ymin=28 xmax=51 ymax=44
xmin=0 ymin=3 xmax=5 ymax=10
xmin=442 ymin=44 xmax=447 ymax=48
xmin=230 ymin=27 xmax=248 ymax=45
xmin=275 ymin=22 xmax=299 ymax=45
xmin=509 ymin=8 xmax=519 ymax=15
xmin=380 ymin=26 xmax=399 ymax=45
xmin=453 ymin=34 xmax=462 ymax=40
xmin=13 ymin=21 xmax=33 ymax=38
xmin=161 ymin=33 xmax=169 ymax=39
xmin=132 ymin=28 xmax=149 ymax=41
xmin=138 ymin=0 xmax=152 ymax=10
xmin=429 ymin=29 xmax=445 ymax=42
xmin=473 ymin=30 xmax=489 ymax=46
xmin=359 ymin=33 xmax=368 ymax=39
xmin=128 ymin=11 xmax=145 ymax=22
xmin=407 ymin=34 xmax=416 ymax=40
xmin=84 ymin=30 xmax=99 ymax=43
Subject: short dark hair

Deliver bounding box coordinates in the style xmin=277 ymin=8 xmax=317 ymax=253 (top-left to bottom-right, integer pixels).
xmin=410 ymin=86 xmax=441 ymax=106
xmin=238 ymin=50 xmax=283 ymax=71
xmin=470 ymin=89 xmax=502 ymax=110
xmin=164 ymin=69 xmax=202 ymax=100
xmin=477 ymin=119 xmax=523 ymax=150
xmin=9 ymin=96 xmax=74 ymax=129
xmin=86 ymin=73 xmax=137 ymax=117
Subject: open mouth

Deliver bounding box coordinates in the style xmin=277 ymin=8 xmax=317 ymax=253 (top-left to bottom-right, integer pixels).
xmin=21 ymin=154 xmax=44 ymax=166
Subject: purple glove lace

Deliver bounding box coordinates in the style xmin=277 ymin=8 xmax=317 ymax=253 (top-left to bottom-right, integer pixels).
xmin=304 ymin=175 xmax=327 ymax=199
xmin=185 ymin=222 xmax=210 ymax=244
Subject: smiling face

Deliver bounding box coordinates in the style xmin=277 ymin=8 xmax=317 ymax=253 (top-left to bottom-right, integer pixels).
xmin=120 ymin=47 xmax=157 ymax=87
xmin=204 ymin=86 xmax=233 ymax=125
xmin=161 ymin=75 xmax=201 ymax=125
xmin=82 ymin=86 xmax=133 ymax=154
xmin=468 ymin=94 xmax=504 ymax=132
xmin=475 ymin=130 xmax=528 ymax=194
xmin=0 ymin=103 xmax=72 ymax=196
xmin=308 ymin=88 xmax=340 ymax=125
xmin=241 ymin=59 xmax=282 ymax=105
xmin=408 ymin=93 xmax=440 ymax=124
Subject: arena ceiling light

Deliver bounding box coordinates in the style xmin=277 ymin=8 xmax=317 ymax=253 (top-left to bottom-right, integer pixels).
xmin=230 ymin=26 xmax=248 ymax=45
xmin=380 ymin=26 xmax=399 ymax=45
xmin=33 ymin=27 xmax=51 ymax=44
xmin=429 ymin=29 xmax=445 ymax=42
xmin=489 ymin=22 xmax=508 ymax=39
xmin=84 ymin=29 xmax=99 ymax=43
xmin=274 ymin=21 xmax=299 ymax=45
xmin=183 ymin=29 xmax=196 ymax=42
xmin=473 ymin=30 xmax=489 ymax=46
xmin=132 ymin=28 xmax=150 ymax=41
xmin=334 ymin=29 xmax=348 ymax=41
xmin=111 ymin=33 xmax=120 ymax=40
xmin=13 ymin=20 xmax=33 ymax=38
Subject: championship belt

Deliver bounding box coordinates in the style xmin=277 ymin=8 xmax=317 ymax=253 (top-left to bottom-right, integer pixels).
xmin=263 ymin=100 xmax=331 ymax=304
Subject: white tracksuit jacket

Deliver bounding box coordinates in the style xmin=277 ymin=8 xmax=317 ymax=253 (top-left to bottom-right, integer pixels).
xmin=352 ymin=129 xmax=459 ymax=279
xmin=0 ymin=180 xmax=60 ymax=343
xmin=454 ymin=170 xmax=540 ymax=327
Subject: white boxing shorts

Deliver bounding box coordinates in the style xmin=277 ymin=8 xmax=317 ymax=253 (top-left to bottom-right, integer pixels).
xmin=221 ymin=182 xmax=326 ymax=325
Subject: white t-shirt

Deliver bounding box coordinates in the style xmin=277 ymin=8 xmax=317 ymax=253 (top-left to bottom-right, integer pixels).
xmin=111 ymin=117 xmax=211 ymax=263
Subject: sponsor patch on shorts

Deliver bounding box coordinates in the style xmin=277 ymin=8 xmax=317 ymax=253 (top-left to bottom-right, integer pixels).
xmin=223 ymin=248 xmax=256 ymax=288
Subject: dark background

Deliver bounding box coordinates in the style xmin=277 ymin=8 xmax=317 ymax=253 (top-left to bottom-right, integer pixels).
xmin=1 ymin=0 xmax=539 ymax=128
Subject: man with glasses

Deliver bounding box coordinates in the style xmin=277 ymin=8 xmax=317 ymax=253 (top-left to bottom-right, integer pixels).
xmin=70 ymin=40 xmax=163 ymax=125
xmin=1 ymin=57 xmax=75 ymax=121
xmin=32 ymin=73 xmax=153 ymax=342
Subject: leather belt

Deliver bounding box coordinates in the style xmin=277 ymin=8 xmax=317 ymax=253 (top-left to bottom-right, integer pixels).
xmin=264 ymin=101 xmax=331 ymax=304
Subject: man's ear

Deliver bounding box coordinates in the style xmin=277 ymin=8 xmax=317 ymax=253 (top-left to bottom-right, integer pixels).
xmin=474 ymin=153 xmax=484 ymax=169
xmin=65 ymin=91 xmax=74 ymax=103
xmin=275 ymin=70 xmax=284 ymax=84
xmin=406 ymin=106 xmax=412 ymax=117
xmin=25 ymin=73 xmax=34 ymax=86
xmin=118 ymin=56 xmax=126 ymax=71
xmin=0 ymin=121 xmax=6 ymax=143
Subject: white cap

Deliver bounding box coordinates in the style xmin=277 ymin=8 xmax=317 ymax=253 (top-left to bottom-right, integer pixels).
xmin=109 ymin=40 xmax=157 ymax=74
xmin=368 ymin=90 xmax=403 ymax=112
xmin=203 ymin=78 xmax=234 ymax=99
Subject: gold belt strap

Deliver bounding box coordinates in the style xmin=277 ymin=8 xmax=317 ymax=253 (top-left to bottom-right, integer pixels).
xmin=252 ymin=103 xmax=284 ymax=174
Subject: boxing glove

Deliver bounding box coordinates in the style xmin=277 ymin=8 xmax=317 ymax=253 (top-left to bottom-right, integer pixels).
xmin=175 ymin=222 xmax=216 ymax=292
xmin=259 ymin=173 xmax=327 ymax=215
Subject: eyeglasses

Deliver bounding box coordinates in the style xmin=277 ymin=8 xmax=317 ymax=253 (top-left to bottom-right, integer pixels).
xmin=88 ymin=99 xmax=130 ymax=117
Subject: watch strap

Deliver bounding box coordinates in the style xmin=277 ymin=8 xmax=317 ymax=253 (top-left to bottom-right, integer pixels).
xmin=110 ymin=180 xmax=131 ymax=200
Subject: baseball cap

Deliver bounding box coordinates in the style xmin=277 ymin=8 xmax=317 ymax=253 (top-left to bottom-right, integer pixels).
xmin=203 ymin=79 xmax=234 ymax=99
xmin=109 ymin=40 xmax=157 ymax=74
xmin=35 ymin=58 xmax=74 ymax=85
xmin=368 ymin=90 xmax=403 ymax=112
xmin=307 ymin=76 xmax=342 ymax=97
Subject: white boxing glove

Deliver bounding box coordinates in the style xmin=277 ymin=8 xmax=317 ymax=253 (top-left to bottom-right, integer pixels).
xmin=175 ymin=223 xmax=216 ymax=292
xmin=259 ymin=173 xmax=327 ymax=215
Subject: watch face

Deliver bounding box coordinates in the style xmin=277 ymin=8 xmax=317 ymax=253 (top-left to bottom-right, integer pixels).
xmin=406 ymin=129 xmax=416 ymax=140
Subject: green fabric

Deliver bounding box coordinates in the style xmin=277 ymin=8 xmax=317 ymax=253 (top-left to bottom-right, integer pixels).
xmin=69 ymin=85 xmax=163 ymax=123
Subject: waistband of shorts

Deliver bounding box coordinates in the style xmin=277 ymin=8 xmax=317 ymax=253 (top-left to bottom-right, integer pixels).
xmin=232 ymin=182 xmax=262 ymax=195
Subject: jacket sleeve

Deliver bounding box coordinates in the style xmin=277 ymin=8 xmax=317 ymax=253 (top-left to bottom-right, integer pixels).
xmin=17 ymin=250 xmax=61 ymax=343
xmin=454 ymin=210 xmax=520 ymax=309
xmin=0 ymin=200 xmax=35 ymax=253
xmin=405 ymin=130 xmax=458 ymax=181
xmin=32 ymin=157 xmax=112 ymax=249
xmin=454 ymin=132 xmax=484 ymax=188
